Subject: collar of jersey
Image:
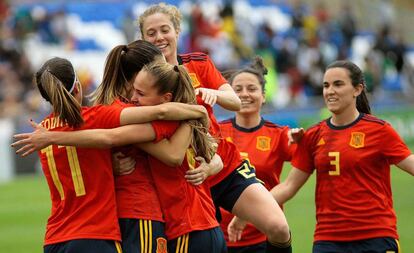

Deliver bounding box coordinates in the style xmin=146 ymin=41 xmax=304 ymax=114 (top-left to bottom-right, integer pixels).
xmin=326 ymin=113 xmax=364 ymax=130
xmin=232 ymin=117 xmax=265 ymax=133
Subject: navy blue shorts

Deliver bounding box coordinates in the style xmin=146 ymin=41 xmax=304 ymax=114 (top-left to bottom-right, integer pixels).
xmin=44 ymin=239 xmax=122 ymax=253
xmin=119 ymin=218 xmax=167 ymax=253
xmin=228 ymin=241 xmax=266 ymax=253
xmin=168 ymin=227 xmax=227 ymax=253
xmin=211 ymin=159 xmax=260 ymax=219
xmin=313 ymin=237 xmax=400 ymax=253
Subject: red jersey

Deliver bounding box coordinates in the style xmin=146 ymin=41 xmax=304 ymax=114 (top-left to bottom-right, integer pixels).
xmin=179 ymin=52 xmax=242 ymax=186
xmin=39 ymin=105 xmax=123 ymax=245
xmin=292 ymin=113 xmax=412 ymax=242
xmin=219 ymin=118 xmax=294 ymax=247
xmin=179 ymin=52 xmax=226 ymax=136
xmin=149 ymin=120 xmax=218 ymax=240
xmin=111 ymin=99 xmax=163 ymax=221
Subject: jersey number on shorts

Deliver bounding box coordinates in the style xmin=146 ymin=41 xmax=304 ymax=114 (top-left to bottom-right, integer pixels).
xmin=328 ymin=151 xmax=340 ymax=176
xmin=237 ymin=161 xmax=256 ymax=179
xmin=41 ymin=145 xmax=86 ymax=200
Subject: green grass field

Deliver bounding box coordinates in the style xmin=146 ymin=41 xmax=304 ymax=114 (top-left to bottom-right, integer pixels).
xmin=0 ymin=154 xmax=413 ymax=252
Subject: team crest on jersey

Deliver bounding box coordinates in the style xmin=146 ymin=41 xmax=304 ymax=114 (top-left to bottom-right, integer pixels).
xmin=226 ymin=136 xmax=233 ymax=143
xmin=349 ymin=132 xmax=365 ymax=148
xmin=256 ymin=136 xmax=271 ymax=151
xmin=188 ymin=73 xmax=201 ymax=88
xmin=156 ymin=237 xmax=167 ymax=253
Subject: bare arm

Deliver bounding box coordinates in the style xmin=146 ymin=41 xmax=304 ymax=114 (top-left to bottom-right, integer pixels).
xmin=136 ymin=123 xmax=192 ymax=167
xmin=195 ymin=84 xmax=241 ymax=111
xmin=396 ymin=154 xmax=414 ymax=176
xmin=270 ymin=167 xmax=311 ymax=205
xmin=120 ymin=103 xmax=208 ymax=125
xmin=12 ymin=122 xmax=156 ymax=156
xmin=12 ymin=102 xmax=207 ymax=156
xmin=216 ymin=83 xmax=241 ymax=111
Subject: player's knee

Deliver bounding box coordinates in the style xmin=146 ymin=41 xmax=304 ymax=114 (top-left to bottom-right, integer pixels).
xmin=265 ymin=218 xmax=290 ymax=243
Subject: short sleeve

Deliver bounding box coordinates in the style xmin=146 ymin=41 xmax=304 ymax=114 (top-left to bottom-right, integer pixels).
xmin=151 ymin=121 xmax=180 ymax=143
xmin=291 ymin=130 xmax=316 ymax=174
xmin=381 ymin=123 xmax=412 ymax=164
xmin=278 ymin=127 xmax=295 ymax=162
xmin=195 ymin=55 xmax=227 ymax=90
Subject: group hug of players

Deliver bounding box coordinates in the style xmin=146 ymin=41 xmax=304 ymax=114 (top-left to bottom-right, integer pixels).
xmin=11 ymin=3 xmax=414 ymax=253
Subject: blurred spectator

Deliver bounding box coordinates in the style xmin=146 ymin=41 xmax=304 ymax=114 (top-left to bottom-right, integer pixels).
xmin=338 ymin=3 xmax=356 ymax=57
xmin=219 ymin=2 xmax=252 ymax=63
xmin=363 ymin=53 xmax=381 ymax=93
xmin=189 ymin=3 xmax=221 ymax=53
xmin=121 ymin=9 xmax=137 ymax=43
xmin=1 ymin=0 xmax=412 ymax=127
xmin=0 ymin=0 xmax=9 ymax=22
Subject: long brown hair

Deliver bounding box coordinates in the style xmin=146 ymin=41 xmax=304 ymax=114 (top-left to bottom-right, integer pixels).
xmin=35 ymin=57 xmax=83 ymax=128
xmin=143 ymin=60 xmax=216 ymax=162
xmin=326 ymin=60 xmax=371 ymax=114
xmin=90 ymin=40 xmax=163 ymax=105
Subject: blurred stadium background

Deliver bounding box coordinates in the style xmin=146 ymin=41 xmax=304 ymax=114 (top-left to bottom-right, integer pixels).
xmin=0 ymin=0 xmax=413 ymax=252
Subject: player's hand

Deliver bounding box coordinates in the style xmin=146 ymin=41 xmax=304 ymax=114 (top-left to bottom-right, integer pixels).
xmin=228 ymin=216 xmax=247 ymax=242
xmin=185 ymin=157 xmax=209 ymax=185
xmin=112 ymin=151 xmax=136 ymax=175
xmin=11 ymin=119 xmax=49 ymax=156
xmin=195 ymin=88 xmax=218 ymax=107
xmin=288 ymin=127 xmax=304 ymax=146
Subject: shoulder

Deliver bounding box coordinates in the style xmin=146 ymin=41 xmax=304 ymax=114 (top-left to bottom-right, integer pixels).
xmin=263 ymin=120 xmax=285 ymax=130
xmin=219 ymin=118 xmax=233 ymax=126
xmin=360 ymin=113 xmax=387 ymax=125
xmin=306 ymin=120 xmax=326 ymax=133
xmin=179 ymin=52 xmax=209 ymax=64
xmin=83 ymin=104 xmax=123 ymax=115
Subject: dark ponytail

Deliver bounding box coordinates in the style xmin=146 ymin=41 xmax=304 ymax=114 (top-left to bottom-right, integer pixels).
xmin=91 ymin=40 xmax=163 ymax=105
xmin=228 ymin=55 xmax=268 ymax=93
xmin=35 ymin=57 xmax=84 ymax=128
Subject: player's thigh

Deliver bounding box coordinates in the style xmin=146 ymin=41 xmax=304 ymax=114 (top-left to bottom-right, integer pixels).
xmin=168 ymin=227 xmax=227 ymax=253
xmin=211 ymin=160 xmax=259 ymax=213
xmin=44 ymin=239 xmax=122 ymax=253
xmin=231 ymin=182 xmax=287 ymax=233
xmin=119 ymin=218 xmax=167 ymax=253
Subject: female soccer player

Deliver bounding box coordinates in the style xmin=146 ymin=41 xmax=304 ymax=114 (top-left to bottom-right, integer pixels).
xmin=218 ymin=56 xmax=295 ymax=253
xmin=25 ymin=56 xmax=206 ymax=253
xmin=133 ymin=60 xmax=226 ymax=253
xmin=271 ymin=60 xmax=414 ymax=253
xmin=138 ymin=3 xmax=292 ymax=253
xmin=13 ymin=40 xmax=211 ymax=253
xmin=14 ymin=59 xmax=226 ymax=253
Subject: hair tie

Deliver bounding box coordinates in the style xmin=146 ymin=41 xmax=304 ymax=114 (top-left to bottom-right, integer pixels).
xmin=68 ymin=71 xmax=77 ymax=93
xmin=123 ymin=45 xmax=128 ymax=52
xmin=46 ymin=68 xmax=77 ymax=94
xmin=173 ymin=65 xmax=179 ymax=72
